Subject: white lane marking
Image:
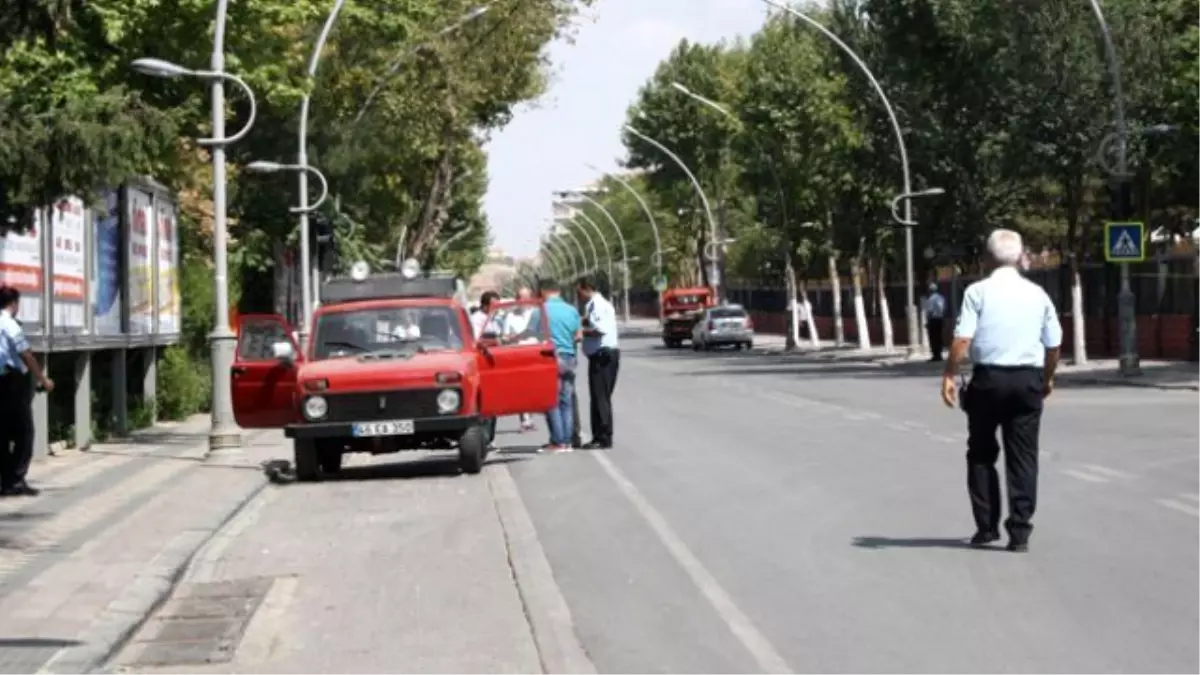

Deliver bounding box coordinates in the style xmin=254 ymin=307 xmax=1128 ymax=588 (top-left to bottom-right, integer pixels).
xmin=1061 ymin=468 xmax=1110 ymax=484
xmin=1080 ymin=464 xmax=1135 ymax=480
xmin=590 ymin=452 xmax=793 ymax=674
xmin=1156 ymin=499 xmax=1200 ymax=517
xmin=1180 ymin=493 xmax=1200 ymax=503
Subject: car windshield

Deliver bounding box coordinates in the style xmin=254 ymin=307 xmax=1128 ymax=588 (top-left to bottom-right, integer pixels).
xmin=313 ymin=306 xmax=464 ymax=360
xmin=710 ymin=308 xmax=746 ymax=319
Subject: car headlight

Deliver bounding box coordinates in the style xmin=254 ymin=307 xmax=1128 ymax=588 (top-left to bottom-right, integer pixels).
xmin=436 ymin=389 xmax=460 ymax=414
xmin=304 ymin=395 xmax=328 ymax=421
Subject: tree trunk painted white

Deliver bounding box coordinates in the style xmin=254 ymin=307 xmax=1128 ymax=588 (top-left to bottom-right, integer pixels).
xmin=876 ymin=257 xmax=895 ymax=351
xmin=851 ymin=253 xmax=870 ymax=349
xmin=1070 ymin=262 xmax=1087 ymax=365
xmin=784 ymin=254 xmax=798 ymax=351
xmin=799 ymin=278 xmax=819 ymax=348
xmin=827 ymin=253 xmax=845 ymax=346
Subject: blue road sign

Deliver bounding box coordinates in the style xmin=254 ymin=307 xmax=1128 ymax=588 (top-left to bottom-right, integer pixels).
xmin=1104 ymin=221 xmax=1145 ymax=263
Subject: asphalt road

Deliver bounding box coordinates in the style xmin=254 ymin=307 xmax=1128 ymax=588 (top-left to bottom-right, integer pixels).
xmin=507 ymin=330 xmax=1199 ymax=674
xmin=115 ymin=328 xmax=1198 ymax=674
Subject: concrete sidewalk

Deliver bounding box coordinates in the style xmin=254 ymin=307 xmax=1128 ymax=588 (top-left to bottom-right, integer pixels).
xmin=0 ymin=417 xmax=287 ymax=675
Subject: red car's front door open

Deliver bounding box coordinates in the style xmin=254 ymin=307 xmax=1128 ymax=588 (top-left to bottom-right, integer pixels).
xmin=232 ymin=314 xmax=302 ymax=428
xmin=477 ymin=299 xmax=558 ymax=417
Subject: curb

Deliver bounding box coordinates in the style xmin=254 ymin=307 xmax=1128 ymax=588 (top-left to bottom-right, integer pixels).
xmin=488 ymin=465 xmax=596 ymax=675
xmin=37 ymin=475 xmax=269 ymax=675
xmin=1062 ymin=376 xmax=1199 ymax=392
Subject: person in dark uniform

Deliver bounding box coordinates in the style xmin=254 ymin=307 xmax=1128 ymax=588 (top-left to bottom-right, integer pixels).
xmin=0 ymin=286 xmax=55 ymax=496
xmin=941 ymin=229 xmax=1061 ymax=553
xmin=576 ymin=279 xmax=620 ymax=449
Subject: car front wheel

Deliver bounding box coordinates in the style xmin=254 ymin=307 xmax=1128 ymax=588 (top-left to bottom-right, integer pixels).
xmin=294 ymin=439 xmax=321 ymax=482
xmin=458 ymin=425 xmax=486 ymax=475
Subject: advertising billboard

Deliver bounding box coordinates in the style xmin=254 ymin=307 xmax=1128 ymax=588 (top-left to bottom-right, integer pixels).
xmin=92 ymin=189 xmax=123 ymax=336
xmin=51 ymin=196 xmax=87 ymax=332
xmin=127 ymin=186 xmax=155 ymax=334
xmin=0 ymin=211 xmax=45 ymax=333
xmin=155 ymin=198 xmax=181 ymax=335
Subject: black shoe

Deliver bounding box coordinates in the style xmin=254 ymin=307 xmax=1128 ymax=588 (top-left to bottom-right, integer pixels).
xmin=581 ymin=440 xmax=612 ymax=450
xmin=969 ymin=531 xmax=1000 ymax=547
xmin=1 ymin=482 xmax=40 ymax=497
xmin=1006 ymin=541 xmax=1029 ymax=553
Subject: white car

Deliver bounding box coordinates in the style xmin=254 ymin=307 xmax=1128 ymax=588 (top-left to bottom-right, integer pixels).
xmin=691 ymin=304 xmax=754 ymax=351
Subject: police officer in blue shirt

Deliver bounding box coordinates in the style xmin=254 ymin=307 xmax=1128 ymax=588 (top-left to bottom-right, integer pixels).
xmin=941 ymin=229 xmax=1062 ymax=553
xmin=0 ymin=286 xmax=55 ymax=496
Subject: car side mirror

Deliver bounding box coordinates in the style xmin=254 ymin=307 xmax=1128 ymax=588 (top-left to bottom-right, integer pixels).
xmin=272 ymin=340 xmax=296 ymax=363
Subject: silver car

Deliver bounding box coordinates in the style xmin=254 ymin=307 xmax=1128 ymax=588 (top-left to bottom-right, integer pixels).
xmin=692 ymin=304 xmax=754 ymax=351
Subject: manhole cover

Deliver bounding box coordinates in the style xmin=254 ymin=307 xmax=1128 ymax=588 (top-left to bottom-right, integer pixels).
xmin=121 ymin=576 xmax=276 ymax=668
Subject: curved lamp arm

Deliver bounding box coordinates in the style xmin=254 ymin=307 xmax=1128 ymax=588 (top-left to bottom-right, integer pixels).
xmin=560 ymin=228 xmax=592 ymax=277
xmin=587 ymin=163 xmax=663 ymax=277
xmin=545 ymin=238 xmax=578 ymax=279
xmin=759 ymin=0 xmax=911 ymax=223
xmin=889 ymin=188 xmax=945 ymax=226
xmin=289 ymin=165 xmax=330 ymax=214
xmin=571 ymin=214 xmax=608 ymax=271
xmin=197 ymin=70 xmax=258 ymax=146
xmin=575 ymin=194 xmax=629 ymax=266
xmin=623 ymin=124 xmax=719 ymax=260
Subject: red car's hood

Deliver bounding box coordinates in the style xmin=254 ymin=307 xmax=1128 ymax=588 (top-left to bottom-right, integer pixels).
xmin=298 ymin=351 xmax=474 ymax=393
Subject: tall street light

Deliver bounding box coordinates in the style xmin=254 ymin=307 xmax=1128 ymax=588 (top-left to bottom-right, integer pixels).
xmin=623 ymin=124 xmax=722 ymax=301
xmin=585 ymin=163 xmax=664 ymax=284
xmin=546 ymin=236 xmax=581 ymax=280
xmin=561 ymin=215 xmax=603 ymax=280
xmin=558 ymin=227 xmax=592 ymax=280
xmin=293 ymin=0 xmax=348 ymax=344
xmin=131 ymin=5 xmax=260 ymax=453
xmin=561 ymin=190 xmax=632 ymax=322
xmin=760 ymin=0 xmax=941 ymax=357
xmin=1087 ymin=0 xmax=1138 ymax=375
xmin=571 ymin=212 xmax=615 ymax=286
xmin=670 ymin=81 xmax=800 ymax=346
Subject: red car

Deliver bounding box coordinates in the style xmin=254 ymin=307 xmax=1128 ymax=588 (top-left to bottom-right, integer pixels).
xmin=231 ymin=268 xmax=558 ymax=481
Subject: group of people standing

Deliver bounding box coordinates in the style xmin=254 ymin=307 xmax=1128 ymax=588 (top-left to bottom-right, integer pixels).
xmin=470 ymin=278 xmax=620 ymax=453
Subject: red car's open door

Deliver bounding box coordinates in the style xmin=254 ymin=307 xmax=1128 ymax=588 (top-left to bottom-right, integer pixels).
xmin=476 ymin=299 xmax=558 ymax=417
xmin=231 ymin=314 xmax=303 ymax=428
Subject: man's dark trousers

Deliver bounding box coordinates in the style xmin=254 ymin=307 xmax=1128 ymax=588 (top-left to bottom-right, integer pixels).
xmin=927 ymin=317 xmax=945 ymax=360
xmin=964 ymin=365 xmax=1044 ymax=545
xmin=571 ymin=384 xmax=581 ymax=448
xmin=586 ymin=347 xmax=620 ymax=444
xmin=0 ymin=371 xmax=35 ymax=489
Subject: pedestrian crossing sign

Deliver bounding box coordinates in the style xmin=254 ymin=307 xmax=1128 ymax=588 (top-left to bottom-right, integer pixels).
xmin=1104 ymin=222 xmax=1145 ymax=263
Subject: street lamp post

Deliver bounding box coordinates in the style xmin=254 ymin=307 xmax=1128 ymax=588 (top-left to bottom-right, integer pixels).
xmin=546 ymin=237 xmax=581 ymax=280
xmin=623 ymin=124 xmax=722 ymax=302
xmin=584 ymin=164 xmax=664 ymax=285
xmin=670 ymin=81 xmax=799 ymax=345
xmin=1087 ymin=0 xmax=1139 ymax=376
xmin=570 ymin=213 xmax=612 ymax=284
xmin=568 ymin=192 xmax=632 ymax=323
xmin=563 ymin=216 xmax=604 ymax=280
xmin=244 ymin=161 xmax=330 ymax=213
xmin=559 ymin=228 xmax=592 ymax=280
xmin=760 ymin=0 xmax=939 ymax=357
xmin=131 ymin=6 xmax=260 ymax=452
xmin=294 ymin=0 xmax=348 ymax=345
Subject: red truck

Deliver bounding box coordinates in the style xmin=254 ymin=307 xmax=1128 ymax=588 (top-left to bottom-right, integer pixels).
xmin=660 ymin=286 xmax=714 ymax=348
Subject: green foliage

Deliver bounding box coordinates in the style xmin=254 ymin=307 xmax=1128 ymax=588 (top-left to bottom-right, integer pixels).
xmin=156 ymin=346 xmax=211 ymax=420
xmin=556 ymin=0 xmax=1197 ymax=288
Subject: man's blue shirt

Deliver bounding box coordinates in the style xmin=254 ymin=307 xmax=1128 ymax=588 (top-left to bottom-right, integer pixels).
xmin=542 ymin=296 xmax=580 ymax=357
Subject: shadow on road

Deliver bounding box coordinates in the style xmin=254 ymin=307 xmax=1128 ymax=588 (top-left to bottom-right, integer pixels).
xmin=852 ymin=535 xmax=998 ymax=551
xmin=331 ymin=454 xmax=531 ymax=482
xmin=0 ymin=638 xmax=82 ymax=648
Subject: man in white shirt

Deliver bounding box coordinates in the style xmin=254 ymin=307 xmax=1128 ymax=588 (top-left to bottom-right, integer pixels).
xmin=941 ymin=229 xmax=1062 ymax=553
xmin=471 ymin=291 xmax=500 ymax=338
xmin=922 ymin=283 xmax=947 ymax=361
xmin=0 ymin=286 xmax=54 ymax=496
xmin=576 ymin=279 xmax=620 ymax=449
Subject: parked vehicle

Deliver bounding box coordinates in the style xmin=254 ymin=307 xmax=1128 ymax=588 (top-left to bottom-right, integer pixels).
xmin=691 ymin=304 xmax=754 ymax=351
xmin=660 ymin=286 xmax=714 ymax=348
xmin=229 ymin=260 xmax=558 ymax=481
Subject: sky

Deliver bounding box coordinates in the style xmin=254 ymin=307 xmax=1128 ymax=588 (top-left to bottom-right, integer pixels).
xmin=482 ymin=0 xmax=771 ymax=258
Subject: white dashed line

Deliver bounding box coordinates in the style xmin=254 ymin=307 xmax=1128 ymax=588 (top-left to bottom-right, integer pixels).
xmin=1061 ymin=468 xmax=1110 ymax=484
xmin=590 ymin=451 xmax=793 ymax=674
xmin=1080 ymin=464 xmax=1135 ymax=480
xmin=1156 ymin=499 xmax=1200 ymax=517
xmin=1178 ymin=493 xmax=1199 ymax=503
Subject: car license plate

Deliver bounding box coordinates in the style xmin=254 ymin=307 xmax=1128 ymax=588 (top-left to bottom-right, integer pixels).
xmin=352 ymin=420 xmax=415 ymax=437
